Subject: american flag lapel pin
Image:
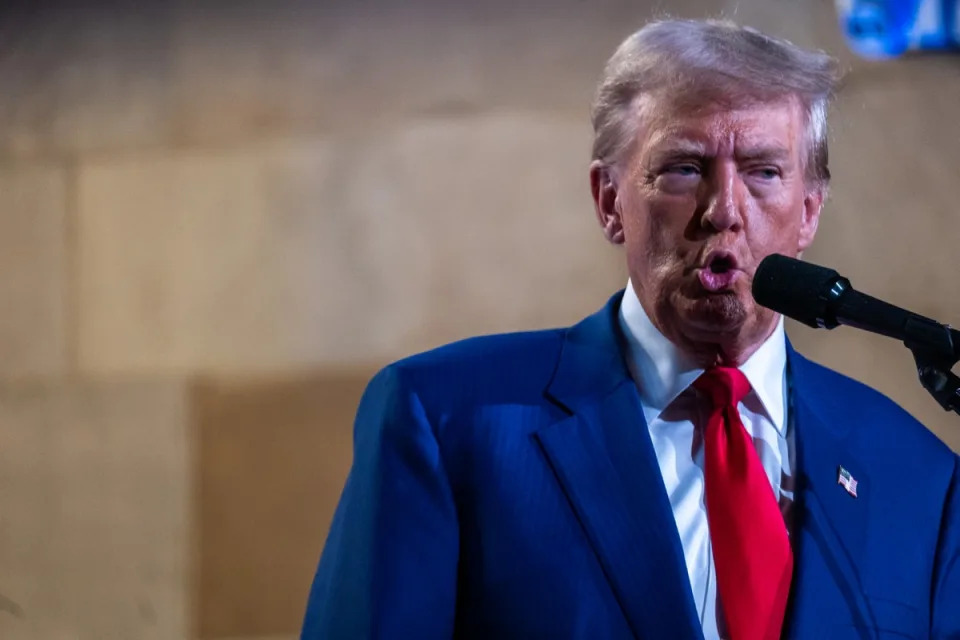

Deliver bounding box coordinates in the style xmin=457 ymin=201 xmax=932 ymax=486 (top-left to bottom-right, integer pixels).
xmin=837 ymin=466 xmax=858 ymax=498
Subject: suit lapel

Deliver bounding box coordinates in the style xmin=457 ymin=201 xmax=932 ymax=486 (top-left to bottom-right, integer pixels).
xmin=536 ymin=293 xmax=703 ymax=640
xmin=785 ymin=347 xmax=877 ymax=632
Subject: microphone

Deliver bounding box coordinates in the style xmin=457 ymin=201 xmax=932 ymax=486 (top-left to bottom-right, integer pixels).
xmin=751 ymin=253 xmax=960 ymax=361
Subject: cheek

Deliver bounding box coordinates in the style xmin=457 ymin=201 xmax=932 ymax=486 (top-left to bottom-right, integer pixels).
xmin=750 ymin=188 xmax=806 ymax=245
xmin=622 ymin=195 xmax=692 ymax=272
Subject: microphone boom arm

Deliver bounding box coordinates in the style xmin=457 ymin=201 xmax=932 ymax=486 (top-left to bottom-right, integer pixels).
xmin=752 ymin=254 xmax=960 ymax=418
xmin=827 ymin=276 xmax=960 ymax=415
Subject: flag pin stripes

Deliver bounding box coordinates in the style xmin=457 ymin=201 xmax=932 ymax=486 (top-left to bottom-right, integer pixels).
xmin=837 ymin=466 xmax=858 ymax=498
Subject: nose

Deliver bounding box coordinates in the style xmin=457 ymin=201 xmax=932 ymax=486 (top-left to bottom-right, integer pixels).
xmin=700 ymin=160 xmax=744 ymax=233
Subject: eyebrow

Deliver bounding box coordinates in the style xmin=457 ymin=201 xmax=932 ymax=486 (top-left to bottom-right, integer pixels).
xmin=735 ymin=146 xmax=792 ymax=163
xmin=647 ymin=143 xmax=793 ymax=165
xmin=647 ymin=141 xmax=707 ymax=163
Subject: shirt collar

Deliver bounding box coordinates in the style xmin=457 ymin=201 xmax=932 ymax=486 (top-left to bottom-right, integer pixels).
xmin=618 ymin=280 xmax=787 ymax=433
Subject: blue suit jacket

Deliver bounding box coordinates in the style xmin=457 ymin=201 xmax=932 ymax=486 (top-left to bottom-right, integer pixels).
xmin=302 ymin=293 xmax=960 ymax=639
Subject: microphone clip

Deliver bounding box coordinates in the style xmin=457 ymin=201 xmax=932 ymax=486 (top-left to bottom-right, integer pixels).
xmin=904 ymin=320 xmax=960 ymax=416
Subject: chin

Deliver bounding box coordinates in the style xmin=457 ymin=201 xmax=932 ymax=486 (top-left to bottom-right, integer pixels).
xmin=681 ymin=293 xmax=749 ymax=335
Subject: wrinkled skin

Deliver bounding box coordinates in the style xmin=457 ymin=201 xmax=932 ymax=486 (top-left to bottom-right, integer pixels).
xmin=590 ymin=95 xmax=824 ymax=366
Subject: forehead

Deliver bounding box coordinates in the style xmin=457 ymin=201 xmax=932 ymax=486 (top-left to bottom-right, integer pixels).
xmin=635 ymin=94 xmax=804 ymax=158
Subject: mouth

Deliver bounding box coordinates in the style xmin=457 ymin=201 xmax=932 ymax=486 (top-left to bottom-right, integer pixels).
xmin=697 ymin=250 xmax=741 ymax=292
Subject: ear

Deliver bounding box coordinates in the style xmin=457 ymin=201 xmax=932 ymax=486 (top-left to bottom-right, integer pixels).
xmin=797 ymin=187 xmax=824 ymax=253
xmin=589 ymin=160 xmax=625 ymax=245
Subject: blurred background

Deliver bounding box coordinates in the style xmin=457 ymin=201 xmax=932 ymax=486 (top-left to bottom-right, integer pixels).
xmin=0 ymin=0 xmax=957 ymax=638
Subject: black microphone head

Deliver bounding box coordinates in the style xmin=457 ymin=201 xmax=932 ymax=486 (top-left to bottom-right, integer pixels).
xmin=752 ymin=254 xmax=846 ymax=329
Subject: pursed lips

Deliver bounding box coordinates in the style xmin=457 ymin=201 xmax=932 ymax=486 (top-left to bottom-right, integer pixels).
xmin=696 ymin=250 xmax=744 ymax=292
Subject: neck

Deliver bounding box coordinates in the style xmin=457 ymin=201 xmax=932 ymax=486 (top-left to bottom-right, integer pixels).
xmin=686 ymin=338 xmax=766 ymax=368
xmin=672 ymin=318 xmax=781 ymax=369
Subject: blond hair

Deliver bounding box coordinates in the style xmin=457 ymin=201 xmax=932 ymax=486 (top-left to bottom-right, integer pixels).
xmin=591 ymin=19 xmax=840 ymax=187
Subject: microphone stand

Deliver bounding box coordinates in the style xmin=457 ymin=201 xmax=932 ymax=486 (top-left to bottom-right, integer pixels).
xmin=901 ymin=316 xmax=960 ymax=416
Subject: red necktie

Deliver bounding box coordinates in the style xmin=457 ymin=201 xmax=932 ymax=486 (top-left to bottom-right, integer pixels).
xmin=694 ymin=367 xmax=793 ymax=640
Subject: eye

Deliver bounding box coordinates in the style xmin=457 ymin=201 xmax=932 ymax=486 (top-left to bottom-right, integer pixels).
xmin=653 ymin=161 xmax=704 ymax=193
xmin=750 ymin=167 xmax=781 ymax=180
xmin=664 ymin=163 xmax=701 ymax=177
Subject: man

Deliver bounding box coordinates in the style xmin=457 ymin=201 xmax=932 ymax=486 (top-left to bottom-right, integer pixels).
xmin=302 ymin=19 xmax=960 ymax=640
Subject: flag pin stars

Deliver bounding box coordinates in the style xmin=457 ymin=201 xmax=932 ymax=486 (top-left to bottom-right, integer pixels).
xmin=837 ymin=466 xmax=858 ymax=498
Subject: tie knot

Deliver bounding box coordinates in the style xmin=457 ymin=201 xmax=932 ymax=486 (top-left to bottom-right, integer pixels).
xmin=693 ymin=367 xmax=751 ymax=409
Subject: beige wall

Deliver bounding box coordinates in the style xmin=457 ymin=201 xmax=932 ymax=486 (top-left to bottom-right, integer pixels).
xmin=1 ymin=1 xmax=958 ymax=638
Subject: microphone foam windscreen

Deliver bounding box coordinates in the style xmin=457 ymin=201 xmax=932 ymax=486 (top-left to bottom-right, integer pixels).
xmin=751 ymin=254 xmax=840 ymax=328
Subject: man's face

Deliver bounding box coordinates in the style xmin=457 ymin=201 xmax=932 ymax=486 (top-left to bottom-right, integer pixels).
xmin=591 ymin=95 xmax=823 ymax=364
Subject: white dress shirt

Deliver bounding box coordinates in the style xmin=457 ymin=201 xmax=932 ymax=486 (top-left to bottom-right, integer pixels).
xmin=617 ymin=281 xmax=795 ymax=640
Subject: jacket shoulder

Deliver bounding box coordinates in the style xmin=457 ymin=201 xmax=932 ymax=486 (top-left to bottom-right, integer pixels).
xmin=374 ymin=328 xmax=567 ymax=410
xmin=792 ymin=351 xmax=953 ymax=459
xmin=395 ymin=329 xmax=565 ymax=373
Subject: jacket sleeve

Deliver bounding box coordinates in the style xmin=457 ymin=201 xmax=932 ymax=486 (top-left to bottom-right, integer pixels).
xmin=932 ymin=454 xmax=960 ymax=639
xmin=301 ymin=365 xmax=459 ymax=639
